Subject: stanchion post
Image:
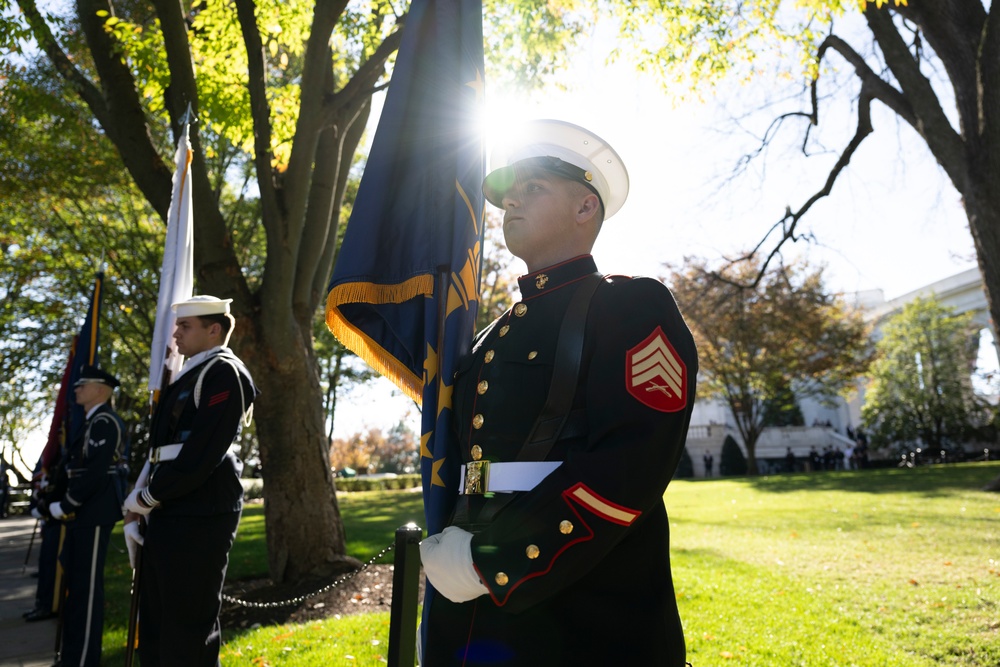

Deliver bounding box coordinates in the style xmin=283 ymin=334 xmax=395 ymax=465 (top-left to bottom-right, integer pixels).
xmin=387 ymin=523 xmax=423 ymax=667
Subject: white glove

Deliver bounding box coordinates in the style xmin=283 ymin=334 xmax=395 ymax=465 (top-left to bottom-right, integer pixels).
xmin=123 ymin=521 xmax=144 ymax=569
xmin=49 ymin=501 xmax=66 ymax=520
xmin=123 ymin=488 xmax=154 ymax=516
xmin=31 ymin=507 xmax=43 ymax=520
xmin=419 ymin=526 xmax=488 ymax=603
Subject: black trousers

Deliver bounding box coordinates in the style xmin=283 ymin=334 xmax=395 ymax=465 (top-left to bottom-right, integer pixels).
xmin=59 ymin=523 xmax=113 ymax=667
xmin=34 ymin=518 xmax=63 ymax=613
xmin=138 ymin=511 xmax=240 ymax=667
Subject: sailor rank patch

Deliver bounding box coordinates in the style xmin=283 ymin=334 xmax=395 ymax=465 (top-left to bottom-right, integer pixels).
xmin=207 ymin=390 xmax=230 ymax=407
xmin=625 ymin=326 xmax=687 ymax=413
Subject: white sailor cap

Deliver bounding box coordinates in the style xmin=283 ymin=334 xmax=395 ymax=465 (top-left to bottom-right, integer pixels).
xmin=483 ymin=119 xmax=629 ymax=219
xmin=171 ymin=295 xmax=233 ymax=318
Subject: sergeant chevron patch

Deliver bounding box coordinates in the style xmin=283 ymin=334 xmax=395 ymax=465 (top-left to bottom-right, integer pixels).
xmin=626 ymin=326 xmax=687 ymax=412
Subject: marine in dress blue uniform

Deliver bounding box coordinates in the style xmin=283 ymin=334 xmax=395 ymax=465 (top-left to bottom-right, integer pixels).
xmin=48 ymin=365 xmax=126 ymax=667
xmin=420 ymin=121 xmax=697 ymax=666
xmin=123 ymin=296 xmax=258 ymax=667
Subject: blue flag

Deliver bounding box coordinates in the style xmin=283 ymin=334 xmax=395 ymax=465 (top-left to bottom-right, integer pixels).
xmin=68 ymin=272 xmax=104 ymax=444
xmin=41 ymin=272 xmax=103 ymax=471
xmin=325 ymin=0 xmax=485 ymax=539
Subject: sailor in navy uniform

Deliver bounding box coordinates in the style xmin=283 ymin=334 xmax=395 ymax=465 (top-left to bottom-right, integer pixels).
xmin=123 ymin=295 xmax=258 ymax=667
xmin=47 ymin=365 xmax=126 ymax=666
xmin=420 ymin=120 xmax=697 ymax=666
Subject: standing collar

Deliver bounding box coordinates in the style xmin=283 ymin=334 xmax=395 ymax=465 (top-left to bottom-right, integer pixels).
xmin=173 ymin=346 xmax=226 ymax=383
xmin=85 ymin=402 xmax=106 ymax=419
xmin=516 ymin=255 xmax=599 ymax=300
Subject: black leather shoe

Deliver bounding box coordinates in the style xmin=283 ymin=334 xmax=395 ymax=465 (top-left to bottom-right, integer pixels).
xmin=24 ymin=609 xmax=57 ymax=622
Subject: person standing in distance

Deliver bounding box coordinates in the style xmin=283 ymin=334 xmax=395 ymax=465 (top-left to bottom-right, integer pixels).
xmin=123 ymin=295 xmax=258 ymax=667
xmin=47 ymin=365 xmax=126 ymax=666
xmin=419 ymin=120 xmax=698 ymax=665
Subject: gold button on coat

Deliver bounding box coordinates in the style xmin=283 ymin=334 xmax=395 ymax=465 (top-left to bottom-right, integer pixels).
xmin=559 ymin=520 xmax=574 ymax=535
xmin=471 ymin=445 xmax=483 ymax=460
xmin=514 ymin=303 xmax=528 ymax=317
xmin=495 ymin=572 xmax=509 ymax=586
xmin=526 ymin=545 xmax=540 ymax=559
xmin=527 ymin=351 xmax=538 ymax=360
xmin=484 ymin=350 xmax=495 ymax=363
xmin=472 ymin=414 xmax=484 ymax=429
xmin=477 ymin=380 xmax=489 ymax=395
xmin=499 ymin=325 xmax=510 ymax=337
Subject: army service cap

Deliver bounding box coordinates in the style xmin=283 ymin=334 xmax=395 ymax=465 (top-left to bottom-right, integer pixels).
xmin=171 ymin=295 xmax=233 ymax=318
xmin=483 ymin=119 xmax=629 ymax=219
xmin=74 ymin=365 xmax=121 ymax=389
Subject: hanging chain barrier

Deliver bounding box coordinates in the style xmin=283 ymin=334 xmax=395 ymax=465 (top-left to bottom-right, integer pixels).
xmin=221 ymin=540 xmax=396 ymax=609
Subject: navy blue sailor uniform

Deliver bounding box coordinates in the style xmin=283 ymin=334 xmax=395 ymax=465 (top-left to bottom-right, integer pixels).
xmin=138 ymin=347 xmax=258 ymax=667
xmin=59 ymin=403 xmax=126 ymax=667
xmin=424 ymin=254 xmax=698 ymax=666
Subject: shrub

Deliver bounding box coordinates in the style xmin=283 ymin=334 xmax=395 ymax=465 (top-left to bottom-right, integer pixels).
xmin=720 ymin=435 xmax=748 ymax=476
xmin=676 ymin=447 xmax=694 ymax=478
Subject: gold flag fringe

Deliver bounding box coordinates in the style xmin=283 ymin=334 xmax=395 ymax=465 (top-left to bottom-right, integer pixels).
xmin=324 ymin=275 xmax=435 ymax=405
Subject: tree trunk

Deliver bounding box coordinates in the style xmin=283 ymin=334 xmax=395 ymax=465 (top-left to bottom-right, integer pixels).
xmin=963 ymin=177 xmax=1000 ymax=493
xmin=237 ymin=322 xmax=359 ymax=582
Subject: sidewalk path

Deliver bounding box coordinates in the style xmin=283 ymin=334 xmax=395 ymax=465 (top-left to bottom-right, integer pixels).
xmin=0 ymin=515 xmax=57 ymax=667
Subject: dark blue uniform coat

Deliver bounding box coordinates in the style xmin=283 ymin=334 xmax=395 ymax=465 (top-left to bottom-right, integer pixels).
xmin=60 ymin=402 xmax=125 ymax=667
xmin=425 ymin=255 xmax=697 ymax=666
xmin=139 ymin=347 xmax=258 ymax=667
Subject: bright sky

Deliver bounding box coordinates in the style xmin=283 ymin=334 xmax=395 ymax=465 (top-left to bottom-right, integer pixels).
xmin=11 ymin=17 xmax=980 ymax=470
xmin=331 ymin=22 xmax=980 ymax=440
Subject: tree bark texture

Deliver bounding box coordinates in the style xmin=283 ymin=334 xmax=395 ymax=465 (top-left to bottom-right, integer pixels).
xmin=13 ymin=0 xmax=409 ymax=581
xmin=826 ymin=2 xmax=1000 ymax=489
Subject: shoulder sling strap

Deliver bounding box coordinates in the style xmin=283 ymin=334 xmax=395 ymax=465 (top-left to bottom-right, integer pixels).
xmin=466 ymin=272 xmax=604 ymax=527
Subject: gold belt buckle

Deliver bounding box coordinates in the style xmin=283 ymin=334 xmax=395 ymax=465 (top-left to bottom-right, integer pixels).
xmin=464 ymin=461 xmax=489 ymax=495
xmin=150 ymin=448 xmax=162 ymax=464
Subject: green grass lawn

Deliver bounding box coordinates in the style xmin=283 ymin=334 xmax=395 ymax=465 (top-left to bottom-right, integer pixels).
xmin=96 ymin=463 xmax=1000 ymax=665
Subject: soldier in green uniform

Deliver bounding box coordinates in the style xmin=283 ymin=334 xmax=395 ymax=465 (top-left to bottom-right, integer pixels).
xmin=420 ymin=120 xmax=697 ymax=666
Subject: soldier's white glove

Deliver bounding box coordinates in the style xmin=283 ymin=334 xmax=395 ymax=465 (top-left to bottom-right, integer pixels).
xmin=123 ymin=488 xmax=156 ymax=516
xmin=419 ymin=526 xmax=488 ymax=603
xmin=31 ymin=507 xmax=43 ymax=520
xmin=123 ymin=520 xmax=144 ymax=569
xmin=48 ymin=502 xmax=66 ymax=520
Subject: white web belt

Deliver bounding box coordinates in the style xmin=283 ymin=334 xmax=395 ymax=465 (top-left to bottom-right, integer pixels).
xmin=459 ymin=461 xmax=562 ymax=495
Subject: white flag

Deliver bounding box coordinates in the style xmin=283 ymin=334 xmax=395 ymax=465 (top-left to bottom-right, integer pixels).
xmin=148 ymin=122 xmax=194 ymax=394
